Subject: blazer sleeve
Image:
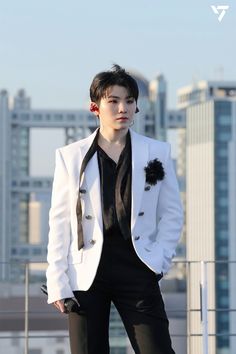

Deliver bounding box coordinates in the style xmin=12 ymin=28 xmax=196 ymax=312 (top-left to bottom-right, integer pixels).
xmin=156 ymin=143 xmax=184 ymax=274
xmin=46 ymin=148 xmax=74 ymax=304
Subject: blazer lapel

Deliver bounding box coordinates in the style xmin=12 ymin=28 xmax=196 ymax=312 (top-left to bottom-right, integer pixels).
xmin=78 ymin=128 xmax=103 ymax=232
xmin=130 ymin=129 xmax=149 ymax=231
xmin=84 ymin=153 xmax=103 ymax=232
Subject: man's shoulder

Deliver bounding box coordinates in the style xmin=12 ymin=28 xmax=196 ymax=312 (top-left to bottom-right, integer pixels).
xmin=132 ymin=130 xmax=170 ymax=150
xmin=57 ymin=132 xmax=95 ymax=156
xmin=58 ymin=139 xmax=83 ymax=153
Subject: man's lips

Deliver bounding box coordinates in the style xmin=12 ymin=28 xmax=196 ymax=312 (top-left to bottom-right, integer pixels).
xmin=116 ymin=117 xmax=128 ymax=120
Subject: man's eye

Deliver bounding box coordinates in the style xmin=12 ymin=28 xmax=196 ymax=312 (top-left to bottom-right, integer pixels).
xmin=127 ymin=100 xmax=134 ymax=104
xmin=108 ymin=100 xmax=117 ymax=103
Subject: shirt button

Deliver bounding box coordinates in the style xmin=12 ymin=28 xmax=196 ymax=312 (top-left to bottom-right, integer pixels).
xmin=134 ymin=236 xmax=140 ymax=241
xmin=89 ymin=239 xmax=96 ymax=245
xmin=85 ymin=215 xmax=93 ymax=220
xmin=79 ymin=188 xmax=87 ymax=194
xmin=138 ymin=211 xmax=144 ymax=216
xmin=144 ymin=186 xmax=151 ymax=191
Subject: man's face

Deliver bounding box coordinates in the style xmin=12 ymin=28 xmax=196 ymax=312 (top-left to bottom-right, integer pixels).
xmin=95 ymin=85 xmax=137 ymax=131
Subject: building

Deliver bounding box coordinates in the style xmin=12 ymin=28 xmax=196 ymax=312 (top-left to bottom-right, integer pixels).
xmin=149 ymin=73 xmax=168 ymax=141
xmin=167 ymin=109 xmax=186 ymax=257
xmin=180 ymin=80 xmax=236 ymax=354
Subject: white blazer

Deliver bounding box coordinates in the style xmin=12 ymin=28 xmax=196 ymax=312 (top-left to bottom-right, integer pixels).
xmin=46 ymin=128 xmax=184 ymax=304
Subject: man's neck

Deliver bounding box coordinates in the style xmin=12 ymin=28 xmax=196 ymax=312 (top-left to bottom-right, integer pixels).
xmin=98 ymin=127 xmax=128 ymax=147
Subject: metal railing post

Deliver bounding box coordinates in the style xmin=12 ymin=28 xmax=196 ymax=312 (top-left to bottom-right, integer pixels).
xmin=186 ymin=260 xmax=191 ymax=354
xmin=24 ymin=262 xmax=29 ymax=354
xmin=200 ymin=261 xmax=209 ymax=354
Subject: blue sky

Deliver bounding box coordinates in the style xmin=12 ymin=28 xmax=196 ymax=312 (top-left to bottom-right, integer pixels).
xmin=1 ymin=0 xmax=236 ymax=111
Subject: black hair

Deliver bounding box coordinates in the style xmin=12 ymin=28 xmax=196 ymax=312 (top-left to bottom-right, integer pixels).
xmin=90 ymin=64 xmax=139 ymax=105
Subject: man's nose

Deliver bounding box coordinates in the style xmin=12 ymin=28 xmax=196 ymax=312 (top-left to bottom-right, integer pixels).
xmin=118 ymin=102 xmax=127 ymax=112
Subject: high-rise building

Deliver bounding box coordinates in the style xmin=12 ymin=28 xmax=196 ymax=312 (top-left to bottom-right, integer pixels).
xmin=0 ymin=88 xmax=100 ymax=280
xmin=179 ymin=80 xmax=236 ymax=354
xmin=167 ymin=109 xmax=186 ymax=256
xmin=0 ymin=90 xmax=11 ymax=281
xmin=149 ymin=74 xmax=167 ymax=141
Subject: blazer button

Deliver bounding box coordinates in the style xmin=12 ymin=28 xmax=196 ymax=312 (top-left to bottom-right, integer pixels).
xmin=134 ymin=236 xmax=140 ymax=241
xmin=89 ymin=239 xmax=96 ymax=245
xmin=85 ymin=215 xmax=93 ymax=220
xmin=144 ymin=186 xmax=151 ymax=191
xmin=138 ymin=211 xmax=144 ymax=216
xmin=79 ymin=188 xmax=87 ymax=194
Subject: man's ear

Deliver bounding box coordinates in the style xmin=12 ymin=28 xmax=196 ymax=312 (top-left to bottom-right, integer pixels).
xmin=90 ymin=102 xmax=99 ymax=115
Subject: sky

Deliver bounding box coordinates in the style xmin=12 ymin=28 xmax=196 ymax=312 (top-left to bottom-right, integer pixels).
xmin=0 ymin=0 xmax=236 ymax=111
xmin=1 ymin=0 xmax=236 ymax=176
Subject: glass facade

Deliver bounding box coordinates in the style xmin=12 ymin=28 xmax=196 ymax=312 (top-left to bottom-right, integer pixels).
xmin=19 ymin=127 xmax=30 ymax=175
xmin=214 ymin=101 xmax=231 ymax=350
xmin=19 ymin=193 xmax=29 ymax=243
xmin=160 ymin=93 xmax=165 ymax=129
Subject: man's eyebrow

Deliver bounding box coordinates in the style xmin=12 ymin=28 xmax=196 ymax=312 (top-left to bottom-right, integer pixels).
xmin=107 ymin=95 xmax=134 ymax=99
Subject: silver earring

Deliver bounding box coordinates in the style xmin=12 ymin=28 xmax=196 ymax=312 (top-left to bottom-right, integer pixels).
xmin=129 ymin=120 xmax=134 ymax=127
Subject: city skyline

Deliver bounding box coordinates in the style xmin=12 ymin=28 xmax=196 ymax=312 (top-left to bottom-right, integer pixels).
xmin=8 ymin=75 xmax=236 ymax=178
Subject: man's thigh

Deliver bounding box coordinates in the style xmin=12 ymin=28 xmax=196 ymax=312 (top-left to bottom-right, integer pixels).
xmin=69 ymin=283 xmax=111 ymax=354
xmin=68 ymin=312 xmax=88 ymax=354
xmin=113 ymin=282 xmax=175 ymax=354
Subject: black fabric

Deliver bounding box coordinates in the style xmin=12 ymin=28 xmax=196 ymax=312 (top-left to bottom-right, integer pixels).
xmin=69 ymin=231 xmax=173 ymax=354
xmin=97 ymin=130 xmax=132 ymax=240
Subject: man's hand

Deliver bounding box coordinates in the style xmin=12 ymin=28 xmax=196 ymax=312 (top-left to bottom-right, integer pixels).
xmin=53 ymin=299 xmax=66 ymax=313
xmin=53 ymin=297 xmax=81 ymax=314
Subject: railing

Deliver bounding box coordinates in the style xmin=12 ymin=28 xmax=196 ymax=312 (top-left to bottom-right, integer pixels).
xmin=0 ymin=260 xmax=235 ymax=354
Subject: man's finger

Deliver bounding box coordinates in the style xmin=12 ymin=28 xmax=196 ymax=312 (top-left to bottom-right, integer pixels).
xmin=53 ymin=300 xmax=65 ymax=313
xmin=58 ymin=302 xmax=66 ymax=313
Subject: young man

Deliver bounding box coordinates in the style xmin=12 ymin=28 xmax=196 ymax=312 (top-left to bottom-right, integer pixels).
xmin=46 ymin=64 xmax=184 ymax=354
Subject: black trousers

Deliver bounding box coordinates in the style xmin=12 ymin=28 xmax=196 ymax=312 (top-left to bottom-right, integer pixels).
xmin=68 ymin=232 xmax=175 ymax=354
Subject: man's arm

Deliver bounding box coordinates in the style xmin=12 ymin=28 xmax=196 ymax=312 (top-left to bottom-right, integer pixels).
xmin=46 ymin=148 xmax=74 ymax=304
xmin=155 ymin=143 xmax=184 ymax=274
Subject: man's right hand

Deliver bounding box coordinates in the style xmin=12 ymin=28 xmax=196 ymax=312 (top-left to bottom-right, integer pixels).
xmin=53 ymin=297 xmax=80 ymax=314
xmin=53 ymin=299 xmax=66 ymax=313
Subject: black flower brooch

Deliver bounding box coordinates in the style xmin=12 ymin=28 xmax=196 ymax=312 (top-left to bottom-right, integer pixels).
xmin=144 ymin=158 xmax=165 ymax=186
